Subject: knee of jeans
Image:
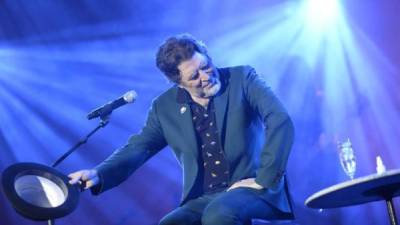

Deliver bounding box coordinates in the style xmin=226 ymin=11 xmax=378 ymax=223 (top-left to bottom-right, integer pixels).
xmin=159 ymin=213 xmax=186 ymax=225
xmin=158 ymin=216 xmax=173 ymax=225
xmin=201 ymin=204 xmax=238 ymax=225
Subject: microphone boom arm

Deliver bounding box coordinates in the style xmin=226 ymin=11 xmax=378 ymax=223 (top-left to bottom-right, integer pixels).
xmin=51 ymin=117 xmax=109 ymax=168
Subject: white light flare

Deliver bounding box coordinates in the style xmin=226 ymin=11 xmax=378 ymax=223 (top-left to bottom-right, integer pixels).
xmin=303 ymin=0 xmax=342 ymax=31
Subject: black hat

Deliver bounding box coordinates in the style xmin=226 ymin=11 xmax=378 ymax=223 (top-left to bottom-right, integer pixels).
xmin=2 ymin=162 xmax=80 ymax=220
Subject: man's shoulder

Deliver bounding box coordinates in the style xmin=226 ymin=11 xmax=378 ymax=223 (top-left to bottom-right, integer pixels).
xmin=218 ymin=65 xmax=256 ymax=85
xmin=151 ymin=85 xmax=179 ymax=106
xmin=219 ymin=65 xmax=254 ymax=75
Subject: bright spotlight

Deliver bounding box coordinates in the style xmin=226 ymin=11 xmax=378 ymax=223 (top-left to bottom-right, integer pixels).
xmin=303 ymin=0 xmax=341 ymax=30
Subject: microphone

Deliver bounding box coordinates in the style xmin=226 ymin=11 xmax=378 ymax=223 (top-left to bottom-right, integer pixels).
xmin=87 ymin=90 xmax=137 ymax=120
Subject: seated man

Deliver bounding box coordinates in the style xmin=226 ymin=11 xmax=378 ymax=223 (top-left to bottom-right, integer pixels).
xmin=69 ymin=33 xmax=295 ymax=225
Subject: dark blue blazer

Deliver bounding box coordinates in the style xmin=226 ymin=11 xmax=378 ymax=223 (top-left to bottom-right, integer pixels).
xmin=92 ymin=66 xmax=295 ymax=217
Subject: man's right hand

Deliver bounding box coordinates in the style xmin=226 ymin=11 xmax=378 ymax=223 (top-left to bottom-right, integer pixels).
xmin=68 ymin=169 xmax=99 ymax=190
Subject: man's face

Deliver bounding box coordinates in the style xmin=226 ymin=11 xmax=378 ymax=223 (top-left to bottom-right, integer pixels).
xmin=178 ymin=52 xmax=221 ymax=99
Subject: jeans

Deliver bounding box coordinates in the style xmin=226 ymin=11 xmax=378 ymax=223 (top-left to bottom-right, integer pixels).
xmin=159 ymin=187 xmax=286 ymax=225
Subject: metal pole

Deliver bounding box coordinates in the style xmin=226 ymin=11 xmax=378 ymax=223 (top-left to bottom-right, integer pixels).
xmin=51 ymin=119 xmax=109 ymax=168
xmin=386 ymin=198 xmax=398 ymax=225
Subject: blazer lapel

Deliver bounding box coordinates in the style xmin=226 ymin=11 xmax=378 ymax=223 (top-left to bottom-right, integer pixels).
xmin=213 ymin=68 xmax=230 ymax=147
xmin=176 ymin=88 xmax=199 ymax=159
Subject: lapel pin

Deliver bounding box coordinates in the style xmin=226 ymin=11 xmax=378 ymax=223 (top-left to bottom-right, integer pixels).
xmin=180 ymin=106 xmax=187 ymax=114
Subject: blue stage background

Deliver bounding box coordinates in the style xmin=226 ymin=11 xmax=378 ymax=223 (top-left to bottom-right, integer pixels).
xmin=0 ymin=0 xmax=399 ymax=224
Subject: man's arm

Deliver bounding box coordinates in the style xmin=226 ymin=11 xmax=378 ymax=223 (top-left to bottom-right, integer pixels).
xmin=243 ymin=66 xmax=294 ymax=189
xmin=69 ymin=99 xmax=167 ymax=194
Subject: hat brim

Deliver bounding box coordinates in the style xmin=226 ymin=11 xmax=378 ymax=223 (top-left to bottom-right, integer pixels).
xmin=2 ymin=162 xmax=80 ymax=221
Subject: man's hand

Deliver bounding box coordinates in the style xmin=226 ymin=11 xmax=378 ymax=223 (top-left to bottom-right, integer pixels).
xmin=227 ymin=178 xmax=263 ymax=191
xmin=68 ymin=169 xmax=99 ymax=190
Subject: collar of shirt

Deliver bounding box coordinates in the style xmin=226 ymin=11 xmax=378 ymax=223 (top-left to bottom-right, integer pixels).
xmin=176 ymin=88 xmax=216 ymax=111
xmin=176 ymin=87 xmax=195 ymax=104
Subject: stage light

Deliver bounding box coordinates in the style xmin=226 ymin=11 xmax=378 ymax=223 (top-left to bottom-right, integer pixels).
xmin=302 ymin=0 xmax=341 ymax=30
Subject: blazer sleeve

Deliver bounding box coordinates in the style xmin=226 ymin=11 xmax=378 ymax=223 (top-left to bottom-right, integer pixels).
xmin=242 ymin=66 xmax=295 ymax=189
xmin=91 ymin=99 xmax=167 ymax=195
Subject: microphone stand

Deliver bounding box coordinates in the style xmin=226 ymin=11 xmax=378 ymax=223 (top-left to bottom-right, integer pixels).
xmin=47 ymin=116 xmax=109 ymax=225
xmin=52 ymin=117 xmax=109 ymax=168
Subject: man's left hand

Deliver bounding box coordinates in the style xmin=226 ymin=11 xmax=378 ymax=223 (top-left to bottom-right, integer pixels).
xmin=227 ymin=178 xmax=264 ymax=191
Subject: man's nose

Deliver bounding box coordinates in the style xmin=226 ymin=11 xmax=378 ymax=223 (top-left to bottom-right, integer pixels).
xmin=199 ymin=70 xmax=211 ymax=82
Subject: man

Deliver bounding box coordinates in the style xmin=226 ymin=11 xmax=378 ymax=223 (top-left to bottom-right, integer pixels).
xmin=69 ymin=34 xmax=295 ymax=225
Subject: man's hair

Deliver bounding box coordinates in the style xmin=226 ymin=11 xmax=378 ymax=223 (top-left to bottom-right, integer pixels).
xmin=156 ymin=33 xmax=209 ymax=83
